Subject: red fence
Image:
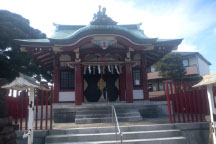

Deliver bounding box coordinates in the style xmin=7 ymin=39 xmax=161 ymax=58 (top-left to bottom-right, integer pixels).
xmin=165 ymin=82 xmax=211 ymax=123
xmin=5 ymin=87 xmax=53 ymax=130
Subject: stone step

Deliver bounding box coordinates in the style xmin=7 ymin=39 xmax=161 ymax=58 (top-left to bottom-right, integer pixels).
xmin=75 ymin=116 xmax=143 ymax=124
xmin=46 ymin=129 xmax=182 ymax=143
xmin=49 ymin=124 xmax=176 ymax=135
xmin=55 ymin=103 xmax=158 ymax=109
xmin=76 ymin=112 xmax=141 ymax=119
xmin=55 ymin=106 xmax=146 ymax=113
xmin=46 ymin=136 xmax=186 ymax=144
xmin=140 ymin=109 xmax=159 ymax=118
xmin=76 ymin=109 xmax=139 ymax=115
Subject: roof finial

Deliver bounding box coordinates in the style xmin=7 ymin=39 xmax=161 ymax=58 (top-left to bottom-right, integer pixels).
xmin=90 ymin=6 xmax=117 ymax=25
xmin=99 ymin=5 xmax=101 ymax=12
xmin=102 ymin=7 xmax=106 ymax=15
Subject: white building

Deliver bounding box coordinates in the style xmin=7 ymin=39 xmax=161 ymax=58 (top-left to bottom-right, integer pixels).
xmin=147 ymin=51 xmax=211 ymax=99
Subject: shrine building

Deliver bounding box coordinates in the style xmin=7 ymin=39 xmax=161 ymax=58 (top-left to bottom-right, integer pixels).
xmin=16 ymin=7 xmax=182 ymax=105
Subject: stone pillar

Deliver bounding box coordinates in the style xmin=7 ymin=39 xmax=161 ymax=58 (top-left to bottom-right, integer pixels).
xmin=0 ymin=79 xmax=16 ymax=144
xmin=125 ymin=63 xmax=133 ymax=103
xmin=53 ymin=54 xmax=60 ymax=103
xmin=75 ymin=63 xmax=83 ymax=105
xmin=141 ymin=54 xmax=149 ymax=100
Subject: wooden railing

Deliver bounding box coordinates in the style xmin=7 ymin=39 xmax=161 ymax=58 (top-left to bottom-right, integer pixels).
xmin=165 ymin=82 xmax=210 ymax=123
xmin=5 ymin=87 xmax=54 ymax=130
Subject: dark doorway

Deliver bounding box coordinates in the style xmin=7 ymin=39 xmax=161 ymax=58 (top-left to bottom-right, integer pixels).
xmin=84 ymin=66 xmax=119 ymax=102
xmin=84 ymin=72 xmax=101 ymax=102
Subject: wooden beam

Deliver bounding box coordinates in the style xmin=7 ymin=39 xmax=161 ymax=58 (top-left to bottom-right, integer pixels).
xmin=37 ymin=53 xmax=52 ymax=60
xmin=40 ymin=57 xmax=54 ymax=63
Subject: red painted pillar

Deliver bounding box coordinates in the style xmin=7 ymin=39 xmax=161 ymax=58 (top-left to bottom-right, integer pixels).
xmin=53 ymin=54 xmax=59 ymax=103
xmin=125 ymin=63 xmax=133 ymax=103
xmin=75 ymin=63 xmax=83 ymax=105
xmin=141 ymin=54 xmax=149 ymax=100
xmin=81 ymin=66 xmax=84 ymax=103
xmin=119 ymin=67 xmax=126 ymax=101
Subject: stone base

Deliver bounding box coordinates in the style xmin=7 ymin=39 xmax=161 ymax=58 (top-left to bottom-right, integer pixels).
xmin=0 ymin=117 xmax=17 ymax=144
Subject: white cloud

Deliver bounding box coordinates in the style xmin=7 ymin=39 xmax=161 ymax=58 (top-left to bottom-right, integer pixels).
xmin=0 ymin=0 xmax=215 ymax=51
xmin=178 ymin=43 xmax=197 ymax=52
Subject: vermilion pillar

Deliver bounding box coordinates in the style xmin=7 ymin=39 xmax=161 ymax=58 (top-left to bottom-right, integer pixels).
xmin=53 ymin=54 xmax=59 ymax=103
xmin=141 ymin=54 xmax=149 ymax=100
xmin=119 ymin=67 xmax=126 ymax=101
xmin=75 ymin=63 xmax=83 ymax=105
xmin=81 ymin=66 xmax=84 ymax=103
xmin=125 ymin=63 xmax=133 ymax=103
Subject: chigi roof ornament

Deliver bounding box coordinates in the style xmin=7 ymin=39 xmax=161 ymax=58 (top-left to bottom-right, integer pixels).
xmin=90 ymin=6 xmax=117 ymax=25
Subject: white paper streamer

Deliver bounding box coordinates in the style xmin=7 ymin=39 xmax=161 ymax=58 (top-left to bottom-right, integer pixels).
xmin=108 ymin=65 xmax=111 ymax=72
xmin=88 ymin=65 xmax=91 ymax=74
xmin=115 ymin=65 xmax=120 ymax=74
xmin=98 ymin=65 xmax=101 ymax=74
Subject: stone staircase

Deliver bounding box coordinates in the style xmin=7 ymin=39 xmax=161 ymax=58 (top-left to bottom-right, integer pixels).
xmin=75 ymin=105 xmax=142 ymax=124
xmin=45 ymin=123 xmax=187 ymax=144
xmin=53 ymin=101 xmax=168 ymax=123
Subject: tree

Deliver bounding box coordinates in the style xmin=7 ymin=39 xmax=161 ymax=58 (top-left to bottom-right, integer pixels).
xmin=156 ymin=53 xmax=186 ymax=82
xmin=0 ymin=10 xmax=52 ymax=82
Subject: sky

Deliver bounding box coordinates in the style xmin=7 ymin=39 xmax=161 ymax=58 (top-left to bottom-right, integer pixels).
xmin=1 ymin=0 xmax=216 ymax=73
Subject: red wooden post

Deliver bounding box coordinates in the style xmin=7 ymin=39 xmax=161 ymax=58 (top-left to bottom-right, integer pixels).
xmin=50 ymin=86 xmax=53 ymax=129
xmin=7 ymin=91 xmax=12 ymax=117
xmin=204 ymin=86 xmax=208 ymax=113
xmin=183 ymin=82 xmax=190 ymax=122
xmin=35 ymin=89 xmax=39 ymax=130
xmin=196 ymin=87 xmax=202 ymax=121
xmin=178 ymin=83 xmax=185 ymax=123
xmin=25 ymin=91 xmax=28 ymax=130
xmin=188 ymin=83 xmax=194 ymax=122
xmin=20 ymin=92 xmax=24 ymax=130
xmin=166 ymin=82 xmax=172 ymax=123
xmin=125 ymin=63 xmax=133 ymax=103
xmin=53 ymin=54 xmax=60 ymax=103
xmin=174 ymin=83 xmax=180 ymax=122
xmin=170 ymin=83 xmax=176 ymax=123
xmin=75 ymin=64 xmax=83 ymax=105
xmin=14 ymin=90 xmax=18 ymax=124
xmin=119 ymin=70 xmax=126 ymax=101
xmin=141 ymin=55 xmax=149 ymax=100
xmin=40 ymin=90 xmax=44 ymax=130
xmin=192 ymin=82 xmax=198 ymax=122
xmin=11 ymin=90 xmax=14 ymax=119
xmin=81 ymin=66 xmax=84 ymax=103
xmin=200 ymin=87 xmax=205 ymax=114
xmin=45 ymin=91 xmax=48 ymax=129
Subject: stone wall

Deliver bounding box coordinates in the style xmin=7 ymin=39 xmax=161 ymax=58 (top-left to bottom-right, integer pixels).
xmin=16 ymin=130 xmax=48 ymax=144
xmin=174 ymin=122 xmax=209 ymax=144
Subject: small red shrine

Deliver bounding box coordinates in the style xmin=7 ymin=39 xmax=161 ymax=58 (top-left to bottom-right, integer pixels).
xmin=17 ymin=7 xmax=182 ymax=105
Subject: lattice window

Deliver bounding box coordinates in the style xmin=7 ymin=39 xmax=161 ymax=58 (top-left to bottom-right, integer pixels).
xmin=60 ymin=70 xmax=74 ymax=89
xmin=132 ymin=69 xmax=141 ymax=87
